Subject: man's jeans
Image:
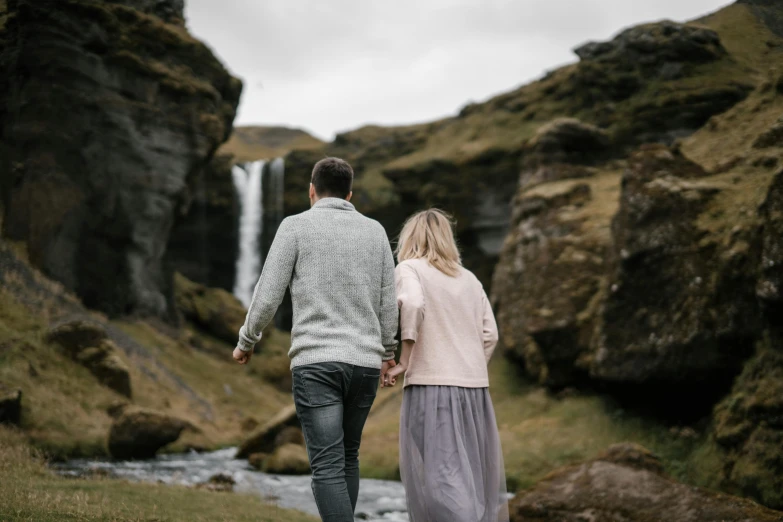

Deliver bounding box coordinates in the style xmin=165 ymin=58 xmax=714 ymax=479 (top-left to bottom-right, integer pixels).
xmin=292 ymin=362 xmax=380 ymax=522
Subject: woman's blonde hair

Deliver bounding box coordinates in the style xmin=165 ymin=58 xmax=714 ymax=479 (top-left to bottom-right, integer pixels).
xmin=395 ymin=209 xmax=462 ymax=277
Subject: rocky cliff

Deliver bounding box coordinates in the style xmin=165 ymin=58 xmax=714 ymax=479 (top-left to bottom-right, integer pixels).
xmin=0 ymin=0 xmax=241 ymax=319
xmin=489 ymin=2 xmax=783 ymax=508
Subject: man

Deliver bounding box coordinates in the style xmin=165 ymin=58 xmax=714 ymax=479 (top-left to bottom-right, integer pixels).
xmin=233 ymin=157 xmax=398 ymax=522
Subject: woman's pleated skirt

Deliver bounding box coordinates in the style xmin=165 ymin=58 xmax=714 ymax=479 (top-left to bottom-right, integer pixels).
xmin=399 ymin=385 xmax=510 ymax=522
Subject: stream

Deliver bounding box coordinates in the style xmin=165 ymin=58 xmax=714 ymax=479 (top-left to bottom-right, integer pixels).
xmin=53 ymin=447 xmax=409 ymax=521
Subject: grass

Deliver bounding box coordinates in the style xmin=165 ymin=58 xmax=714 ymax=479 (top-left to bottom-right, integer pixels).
xmin=361 ymin=356 xmax=726 ymax=493
xmin=221 ymin=126 xmax=324 ymax=163
xmin=0 ymin=245 xmax=294 ymax=459
xmin=0 ymin=428 xmax=317 ymax=522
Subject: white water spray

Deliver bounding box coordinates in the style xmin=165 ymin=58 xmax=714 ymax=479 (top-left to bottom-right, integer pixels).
xmin=231 ymin=160 xmax=264 ymax=308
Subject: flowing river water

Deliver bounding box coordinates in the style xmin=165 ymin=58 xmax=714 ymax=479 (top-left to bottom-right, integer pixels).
xmin=53 ymin=448 xmax=409 ymax=521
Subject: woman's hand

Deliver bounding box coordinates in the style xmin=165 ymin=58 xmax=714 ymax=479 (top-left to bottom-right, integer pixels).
xmin=384 ymin=363 xmax=406 ymax=387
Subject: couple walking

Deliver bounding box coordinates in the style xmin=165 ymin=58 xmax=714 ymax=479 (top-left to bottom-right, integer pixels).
xmin=233 ymin=157 xmax=509 ymax=522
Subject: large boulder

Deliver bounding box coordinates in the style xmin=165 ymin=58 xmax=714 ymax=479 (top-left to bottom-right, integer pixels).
xmin=236 ymin=404 xmax=300 ymax=458
xmin=0 ymin=0 xmax=241 ymax=320
xmin=713 ymin=349 xmax=783 ymax=510
xmin=509 ymin=443 xmax=783 ymax=521
xmin=262 ymin=443 xmax=310 ymax=475
xmin=173 ymin=273 xmax=247 ymax=344
xmin=108 ymin=407 xmax=192 ymax=459
xmin=589 ymin=146 xmax=760 ymax=410
xmin=47 ymin=320 xmax=132 ymax=398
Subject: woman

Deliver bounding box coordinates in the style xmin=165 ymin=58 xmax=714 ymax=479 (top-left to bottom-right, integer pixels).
xmin=384 ymin=209 xmax=509 ymax=522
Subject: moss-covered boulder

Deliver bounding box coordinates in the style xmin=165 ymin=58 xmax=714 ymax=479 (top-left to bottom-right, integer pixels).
xmin=47 ymin=321 xmax=132 ymax=398
xmin=262 ymin=443 xmax=310 ymax=476
xmin=589 ymin=146 xmax=760 ymax=406
xmin=713 ymin=349 xmax=783 ymax=510
xmin=509 ymin=443 xmax=783 ymax=521
xmin=108 ymin=407 xmax=192 ymax=459
xmin=173 ymin=273 xmax=246 ymax=344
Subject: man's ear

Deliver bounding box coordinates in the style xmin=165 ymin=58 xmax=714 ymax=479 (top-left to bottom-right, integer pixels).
xmin=345 ymin=191 xmax=353 ymax=202
xmin=309 ymin=183 xmax=315 ymax=199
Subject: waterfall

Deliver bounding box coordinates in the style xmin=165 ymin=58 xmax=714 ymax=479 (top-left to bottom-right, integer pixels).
xmin=231 ymin=158 xmax=286 ymax=310
xmin=269 ymin=157 xmax=285 ymax=229
xmin=231 ymin=160 xmax=264 ymax=308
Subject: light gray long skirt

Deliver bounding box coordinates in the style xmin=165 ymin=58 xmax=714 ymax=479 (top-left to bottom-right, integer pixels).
xmin=399 ymin=385 xmax=510 ymax=522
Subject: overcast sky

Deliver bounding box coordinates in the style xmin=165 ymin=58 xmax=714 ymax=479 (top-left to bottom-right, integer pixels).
xmin=184 ymin=0 xmax=731 ymax=141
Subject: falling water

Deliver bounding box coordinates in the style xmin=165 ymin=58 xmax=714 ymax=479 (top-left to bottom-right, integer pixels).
xmin=269 ymin=157 xmax=285 ymax=230
xmin=231 ymin=160 xmax=264 ymax=308
xmin=231 ymin=158 xmax=286 ymax=309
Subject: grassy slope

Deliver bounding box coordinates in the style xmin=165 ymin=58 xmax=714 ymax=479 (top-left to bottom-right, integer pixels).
xmin=220 ymin=126 xmax=324 ymax=163
xmin=0 ymin=242 xmax=295 ymax=459
xmin=0 ymin=428 xmax=316 ymax=522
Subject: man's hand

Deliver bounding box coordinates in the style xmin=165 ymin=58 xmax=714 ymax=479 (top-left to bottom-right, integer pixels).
xmin=380 ymin=359 xmax=396 ymax=388
xmin=233 ymin=347 xmax=252 ymax=365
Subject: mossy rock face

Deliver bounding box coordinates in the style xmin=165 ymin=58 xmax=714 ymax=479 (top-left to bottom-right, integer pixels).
xmin=168 ymin=154 xmax=240 ymax=292
xmin=262 ymin=443 xmax=310 ymax=476
xmin=713 ymin=349 xmax=783 ymax=510
xmin=0 ymin=0 xmax=241 ymax=320
xmin=758 ymin=170 xmax=783 ymax=342
xmin=173 ymin=273 xmax=246 ymax=345
xmin=509 ymin=443 xmax=783 ymax=522
xmin=591 ymin=146 xmax=760 ymax=405
xmin=492 ymin=118 xmax=619 ymax=387
xmin=47 ymin=321 xmax=132 ymax=398
xmin=107 ymin=407 xmax=192 ymax=459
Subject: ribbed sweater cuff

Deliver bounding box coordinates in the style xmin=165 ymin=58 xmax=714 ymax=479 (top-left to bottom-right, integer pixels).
xmin=236 ymin=336 xmax=258 ymax=352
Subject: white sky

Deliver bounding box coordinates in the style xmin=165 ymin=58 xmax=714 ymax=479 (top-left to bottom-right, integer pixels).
xmin=184 ymin=0 xmax=732 ymax=141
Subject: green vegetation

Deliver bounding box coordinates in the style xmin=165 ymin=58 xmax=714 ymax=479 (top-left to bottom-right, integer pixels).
xmin=220 ymin=126 xmax=325 ymax=163
xmin=362 ymin=356 xmax=726 ymax=493
xmin=0 ymin=271 xmax=294 ymax=459
xmin=0 ymin=428 xmax=317 ymax=522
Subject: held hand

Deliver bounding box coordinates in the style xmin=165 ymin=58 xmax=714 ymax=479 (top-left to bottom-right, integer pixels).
xmin=233 ymin=347 xmax=252 ymax=365
xmin=385 ymin=364 xmax=406 ymax=387
xmin=380 ymin=360 xmax=396 ymax=388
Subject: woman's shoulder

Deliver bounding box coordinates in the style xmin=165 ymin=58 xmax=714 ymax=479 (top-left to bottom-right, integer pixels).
xmin=395 ymin=258 xmax=424 ymax=277
xmin=457 ymin=266 xmax=485 ymax=290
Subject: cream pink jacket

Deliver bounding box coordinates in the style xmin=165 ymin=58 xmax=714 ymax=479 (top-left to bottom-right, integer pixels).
xmin=395 ymin=258 xmax=499 ymax=388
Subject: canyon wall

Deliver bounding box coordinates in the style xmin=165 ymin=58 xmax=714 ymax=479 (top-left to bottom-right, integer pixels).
xmin=0 ymin=0 xmax=241 ymax=319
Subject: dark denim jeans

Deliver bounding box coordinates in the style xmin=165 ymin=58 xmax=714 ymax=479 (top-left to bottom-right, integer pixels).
xmin=292 ymin=362 xmax=380 ymax=522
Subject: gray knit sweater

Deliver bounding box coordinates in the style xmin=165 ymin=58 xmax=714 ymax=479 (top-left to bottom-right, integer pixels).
xmin=236 ymin=197 xmax=399 ymax=369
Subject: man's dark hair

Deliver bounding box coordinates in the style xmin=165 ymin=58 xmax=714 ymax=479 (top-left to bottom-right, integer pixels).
xmin=311 ymin=157 xmax=354 ymax=198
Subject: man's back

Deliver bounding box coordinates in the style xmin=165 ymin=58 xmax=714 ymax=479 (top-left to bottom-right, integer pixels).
xmin=235 ymin=197 xmax=398 ymax=369
xmin=286 ymin=198 xmax=397 ymax=367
